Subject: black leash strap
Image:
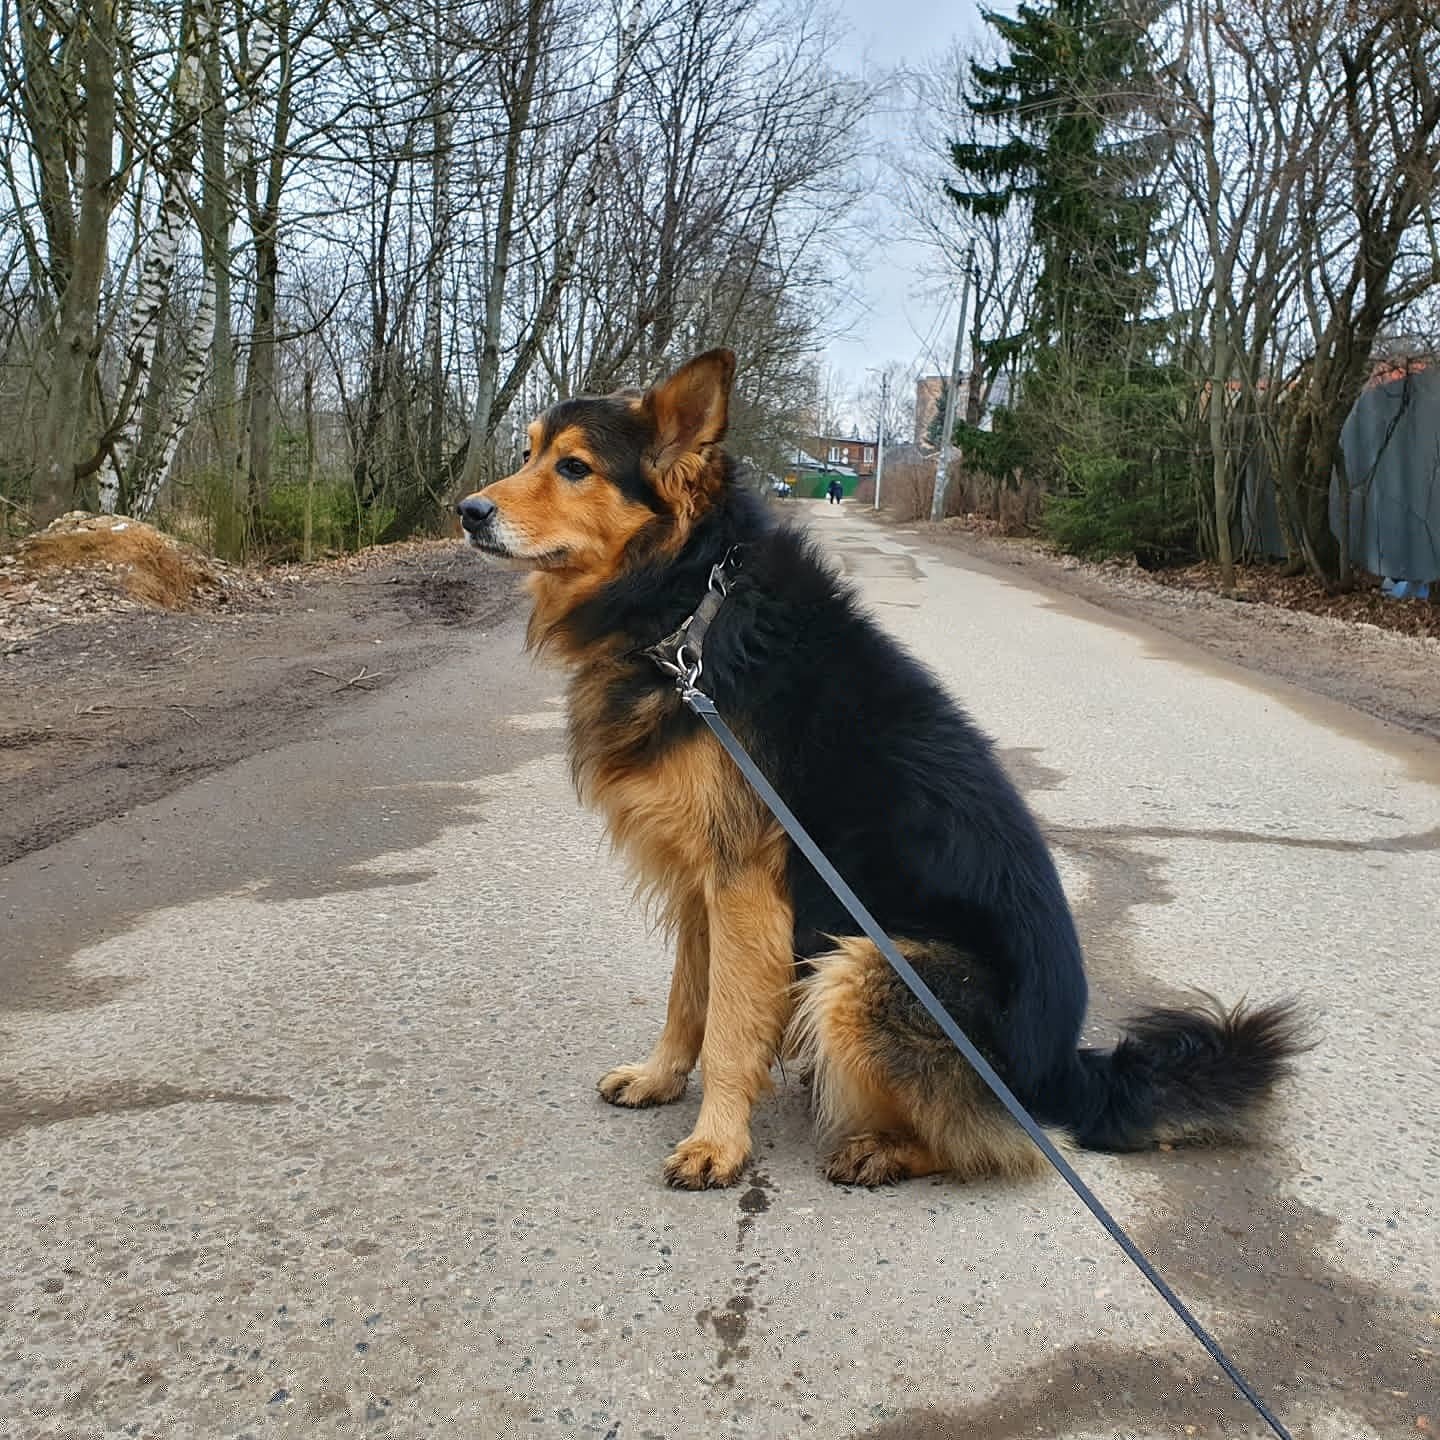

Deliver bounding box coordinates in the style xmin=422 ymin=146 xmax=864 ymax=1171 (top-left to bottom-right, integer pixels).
xmin=681 ymin=685 xmax=1293 ymax=1440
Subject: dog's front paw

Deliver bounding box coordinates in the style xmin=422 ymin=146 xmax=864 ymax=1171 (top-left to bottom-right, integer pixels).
xmin=662 ymin=1134 xmax=749 ymax=1189
xmin=598 ymin=1064 xmax=688 ymax=1108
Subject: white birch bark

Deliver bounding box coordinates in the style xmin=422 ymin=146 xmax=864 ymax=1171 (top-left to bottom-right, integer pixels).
xmin=133 ymin=264 xmax=219 ymax=516
xmin=97 ymin=1 xmax=210 ymax=512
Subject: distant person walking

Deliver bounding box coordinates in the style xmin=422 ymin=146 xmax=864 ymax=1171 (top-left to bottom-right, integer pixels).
xmin=827 ymin=478 xmax=844 ymax=505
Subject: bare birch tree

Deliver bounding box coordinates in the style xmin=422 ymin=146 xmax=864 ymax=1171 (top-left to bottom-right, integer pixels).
xmin=96 ymin=0 xmax=210 ymax=512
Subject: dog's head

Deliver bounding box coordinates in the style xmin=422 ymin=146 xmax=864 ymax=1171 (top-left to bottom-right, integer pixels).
xmin=457 ymin=349 xmax=736 ymax=604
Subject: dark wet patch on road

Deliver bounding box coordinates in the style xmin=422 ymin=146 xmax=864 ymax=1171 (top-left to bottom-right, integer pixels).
xmin=736 ymin=1167 xmax=774 ymax=1252
xmin=692 ymin=1164 xmax=780 ymax=1388
xmin=699 ymin=1286 xmax=757 ymax=1370
xmin=0 ymin=1080 xmax=288 ymax=1140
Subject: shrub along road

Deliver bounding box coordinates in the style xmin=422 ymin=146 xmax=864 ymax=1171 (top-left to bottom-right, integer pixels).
xmin=2 ymin=502 xmax=1437 ymax=1437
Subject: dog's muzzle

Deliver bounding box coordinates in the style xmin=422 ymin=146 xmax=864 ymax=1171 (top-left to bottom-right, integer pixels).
xmin=457 ymin=496 xmax=496 ymax=538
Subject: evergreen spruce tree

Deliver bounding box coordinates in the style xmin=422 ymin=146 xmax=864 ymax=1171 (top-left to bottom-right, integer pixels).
xmin=943 ymin=0 xmax=1192 ymax=561
xmin=950 ymin=0 xmax=1162 ymax=361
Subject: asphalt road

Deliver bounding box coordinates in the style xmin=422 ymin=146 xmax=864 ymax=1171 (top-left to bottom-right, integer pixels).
xmin=3 ymin=501 xmax=1438 ymax=1439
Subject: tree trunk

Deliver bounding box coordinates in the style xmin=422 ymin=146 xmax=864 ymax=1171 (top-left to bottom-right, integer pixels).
xmin=133 ymin=266 xmax=218 ymax=516
xmin=239 ymin=0 xmax=292 ymax=533
xmin=1209 ymin=317 xmax=1235 ymax=594
xmin=1276 ymin=405 xmax=1339 ymax=585
xmin=352 ymin=164 xmax=399 ymax=511
xmin=460 ymin=0 xmax=644 ymax=489
xmin=303 ymin=366 xmax=316 ymax=560
xmin=18 ymin=3 xmax=78 ymax=308
xmin=423 ymin=0 xmax=450 ymax=500
xmin=97 ymin=0 xmax=208 ymax=513
xmin=201 ymin=3 xmax=239 ymax=549
xmin=245 ymin=227 xmax=279 ymax=522
xmin=459 ymin=0 xmax=546 ymax=493
xmin=33 ymin=0 xmax=116 ymax=521
xmin=966 ymin=260 xmax=985 ymax=429
xmin=1334 ymin=448 xmax=1352 ymax=592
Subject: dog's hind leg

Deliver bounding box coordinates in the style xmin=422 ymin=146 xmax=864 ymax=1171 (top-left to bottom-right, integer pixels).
xmin=789 ymin=937 xmax=1045 ymax=1186
xmin=599 ymin=893 xmax=708 ymax=1108
xmin=824 ymin=1131 xmax=947 ymax=1186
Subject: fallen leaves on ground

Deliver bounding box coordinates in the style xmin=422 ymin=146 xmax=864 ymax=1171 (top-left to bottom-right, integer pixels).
xmin=1149 ymin=559 xmax=1440 ymax=640
xmin=931 ymin=513 xmax=1440 ymax=641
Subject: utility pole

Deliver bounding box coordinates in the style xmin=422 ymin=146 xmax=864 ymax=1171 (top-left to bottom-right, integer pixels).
xmin=930 ymin=242 xmax=976 ymax=523
xmin=873 ymin=370 xmax=888 ymax=511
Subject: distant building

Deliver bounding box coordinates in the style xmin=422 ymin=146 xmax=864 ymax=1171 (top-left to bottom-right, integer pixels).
xmin=914 ymin=372 xmax=1013 ymax=447
xmin=914 ymin=376 xmax=945 ymax=448
xmin=784 ymin=441 xmax=866 ymax=499
xmin=803 ymin=433 xmax=879 ymax=479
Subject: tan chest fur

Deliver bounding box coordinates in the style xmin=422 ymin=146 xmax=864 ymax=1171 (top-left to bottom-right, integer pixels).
xmin=565 ymin=660 xmax=778 ymax=909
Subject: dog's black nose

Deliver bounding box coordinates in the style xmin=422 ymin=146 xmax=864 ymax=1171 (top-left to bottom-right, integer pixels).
xmin=457 ymin=496 xmax=496 ymax=533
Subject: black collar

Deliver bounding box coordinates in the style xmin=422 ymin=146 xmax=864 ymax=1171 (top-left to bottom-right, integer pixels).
xmin=644 ymin=544 xmax=743 ymax=693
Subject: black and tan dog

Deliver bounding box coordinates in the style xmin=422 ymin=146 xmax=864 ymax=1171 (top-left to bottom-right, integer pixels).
xmin=458 ymin=349 xmax=1304 ymax=1190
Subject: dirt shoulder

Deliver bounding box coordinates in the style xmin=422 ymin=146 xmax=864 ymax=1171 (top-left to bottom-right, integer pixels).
xmin=0 ymin=542 xmax=517 ymax=864
xmin=883 ymin=514 xmax=1440 ymax=748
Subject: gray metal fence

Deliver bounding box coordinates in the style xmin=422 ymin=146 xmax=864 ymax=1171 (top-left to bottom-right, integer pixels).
xmin=1241 ymin=363 xmax=1440 ymax=582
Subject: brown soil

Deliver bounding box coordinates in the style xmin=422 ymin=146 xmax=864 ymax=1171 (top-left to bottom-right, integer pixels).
xmin=0 ymin=540 xmax=517 ymax=864
xmin=899 ymin=516 xmax=1440 ymax=747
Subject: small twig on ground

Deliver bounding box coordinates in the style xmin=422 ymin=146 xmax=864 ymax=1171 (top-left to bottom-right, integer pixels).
xmin=339 ymin=665 xmax=389 ymax=688
xmin=309 ymin=665 xmax=389 ymax=690
xmin=73 ymin=701 xmax=204 ymax=723
xmin=416 ymin=553 xmax=462 ymax=582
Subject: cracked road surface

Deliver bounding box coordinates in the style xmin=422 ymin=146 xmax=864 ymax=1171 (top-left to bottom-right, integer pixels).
xmin=3 ymin=502 xmax=1438 ymax=1438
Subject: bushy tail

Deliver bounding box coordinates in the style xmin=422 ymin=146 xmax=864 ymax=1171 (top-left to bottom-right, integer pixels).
xmin=1065 ymin=996 xmax=1310 ymax=1152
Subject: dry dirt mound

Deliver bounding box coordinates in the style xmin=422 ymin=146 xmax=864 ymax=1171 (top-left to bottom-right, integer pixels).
xmin=1 ymin=513 xmax=268 ymax=643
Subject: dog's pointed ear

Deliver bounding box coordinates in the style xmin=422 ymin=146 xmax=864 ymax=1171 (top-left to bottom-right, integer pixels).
xmin=642 ymin=349 xmax=736 ymax=474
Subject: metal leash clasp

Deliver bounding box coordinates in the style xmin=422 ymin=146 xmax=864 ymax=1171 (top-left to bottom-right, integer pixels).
xmin=677 ymin=551 xmax=732 ymax=689
xmin=648 ymin=544 xmax=742 ymax=699
xmin=708 ymin=547 xmax=738 ymax=598
xmin=674 ymin=638 xmax=703 ymax=694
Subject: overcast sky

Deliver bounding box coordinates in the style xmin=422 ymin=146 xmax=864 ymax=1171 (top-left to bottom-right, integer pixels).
xmin=823 ymin=0 xmax=986 ymax=418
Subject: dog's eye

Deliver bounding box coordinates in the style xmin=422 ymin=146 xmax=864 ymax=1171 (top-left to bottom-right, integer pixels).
xmin=556 ymin=457 xmax=591 ymax=482
xmin=521 ymin=448 xmax=531 ymax=463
